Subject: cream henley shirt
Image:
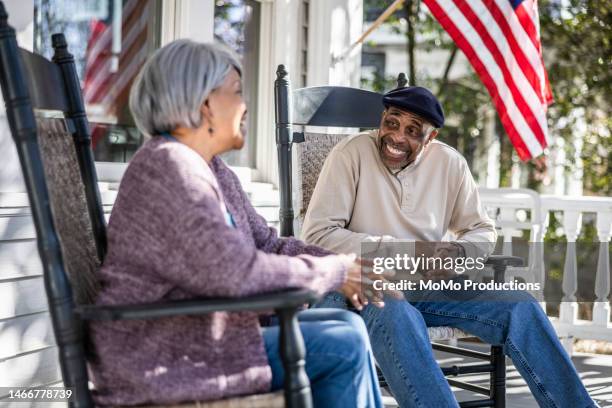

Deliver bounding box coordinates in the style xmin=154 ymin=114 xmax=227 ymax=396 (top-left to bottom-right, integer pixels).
xmin=300 ymin=130 xmax=497 ymax=261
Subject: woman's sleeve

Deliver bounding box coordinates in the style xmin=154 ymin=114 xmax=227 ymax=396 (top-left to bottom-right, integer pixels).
xmin=229 ymin=166 xmax=336 ymax=257
xmin=164 ymin=188 xmax=347 ymax=298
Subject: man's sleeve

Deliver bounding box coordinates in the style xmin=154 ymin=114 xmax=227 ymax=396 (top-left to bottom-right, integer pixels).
xmin=448 ymin=160 xmax=498 ymax=260
xmin=301 ymin=146 xmax=395 ymax=255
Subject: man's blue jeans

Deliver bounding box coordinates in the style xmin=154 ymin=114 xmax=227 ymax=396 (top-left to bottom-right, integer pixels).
xmin=316 ymin=291 xmax=597 ymax=408
xmin=262 ymin=308 xmax=384 ymax=408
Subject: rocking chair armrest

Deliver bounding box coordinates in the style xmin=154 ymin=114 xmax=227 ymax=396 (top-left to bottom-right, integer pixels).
xmin=76 ymin=288 xmax=318 ymax=321
xmin=485 ymin=255 xmax=524 ymax=268
xmin=484 ymin=255 xmax=525 ymax=283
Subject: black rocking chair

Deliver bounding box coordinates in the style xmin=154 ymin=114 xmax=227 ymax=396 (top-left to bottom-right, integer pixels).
xmin=0 ymin=3 xmax=315 ymax=407
xmin=274 ymin=64 xmax=524 ymax=408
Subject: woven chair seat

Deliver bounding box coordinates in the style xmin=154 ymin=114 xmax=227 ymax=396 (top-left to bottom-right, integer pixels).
xmin=427 ymin=326 xmax=473 ymax=341
xmin=121 ymin=391 xmax=284 ymax=408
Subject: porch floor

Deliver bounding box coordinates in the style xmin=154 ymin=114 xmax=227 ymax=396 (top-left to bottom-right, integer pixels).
xmin=381 ymin=340 xmax=612 ymax=407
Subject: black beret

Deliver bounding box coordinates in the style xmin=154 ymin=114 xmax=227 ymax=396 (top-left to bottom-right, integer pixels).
xmin=382 ymin=86 xmax=445 ymax=128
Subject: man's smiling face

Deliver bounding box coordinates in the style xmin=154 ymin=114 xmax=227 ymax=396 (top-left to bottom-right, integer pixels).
xmin=378 ymin=107 xmax=438 ymax=171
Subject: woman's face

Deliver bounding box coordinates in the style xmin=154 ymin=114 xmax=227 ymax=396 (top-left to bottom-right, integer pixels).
xmin=206 ymin=68 xmax=247 ymax=152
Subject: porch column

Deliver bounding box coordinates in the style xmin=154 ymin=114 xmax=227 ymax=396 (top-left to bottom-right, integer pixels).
xmin=160 ymin=0 xmax=214 ymax=45
xmin=256 ymin=0 xmax=364 ymax=186
xmin=0 ymin=0 xmax=33 ymax=194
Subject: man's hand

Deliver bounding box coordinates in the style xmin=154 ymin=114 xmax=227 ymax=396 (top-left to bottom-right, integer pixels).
xmin=422 ymin=242 xmax=464 ymax=281
xmin=432 ymin=242 xmax=465 ymax=259
xmin=424 ymin=268 xmax=458 ymax=281
xmin=339 ymin=258 xmax=369 ymax=311
xmin=339 ymin=257 xmax=402 ymax=310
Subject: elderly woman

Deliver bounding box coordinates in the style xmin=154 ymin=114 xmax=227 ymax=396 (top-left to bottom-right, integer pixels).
xmin=89 ymin=40 xmax=383 ymax=408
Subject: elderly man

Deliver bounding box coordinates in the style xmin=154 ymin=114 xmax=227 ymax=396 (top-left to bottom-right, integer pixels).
xmin=301 ymin=87 xmax=596 ymax=407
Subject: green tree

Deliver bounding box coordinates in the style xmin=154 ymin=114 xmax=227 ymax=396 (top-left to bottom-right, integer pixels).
xmin=539 ymin=0 xmax=611 ymax=196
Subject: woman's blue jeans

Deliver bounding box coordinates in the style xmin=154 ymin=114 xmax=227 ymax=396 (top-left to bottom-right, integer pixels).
xmin=262 ymin=308 xmax=383 ymax=408
xmin=316 ymin=291 xmax=597 ymax=408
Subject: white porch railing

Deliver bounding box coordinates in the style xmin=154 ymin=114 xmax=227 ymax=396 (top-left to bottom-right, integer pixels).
xmin=479 ymin=189 xmax=612 ymax=354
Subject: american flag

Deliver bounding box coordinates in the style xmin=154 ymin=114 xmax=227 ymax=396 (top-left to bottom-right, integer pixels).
xmin=423 ymin=0 xmax=553 ymax=161
xmin=83 ymin=0 xmax=151 ymax=145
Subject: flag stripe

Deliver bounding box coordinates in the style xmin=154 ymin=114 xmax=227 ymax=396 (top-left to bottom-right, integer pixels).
xmin=459 ymin=0 xmax=547 ymax=147
xmin=84 ymin=21 xmax=113 ymax=104
xmin=101 ymin=44 xmax=148 ymax=107
xmin=497 ymin=0 xmax=552 ymax=104
xmin=423 ymin=0 xmax=552 ymax=160
xmin=103 ymin=47 xmax=148 ymax=109
xmin=121 ymin=8 xmax=149 ymax=56
xmin=435 ymin=0 xmax=544 ymax=156
xmin=497 ymin=0 xmax=542 ymax=71
xmin=102 ymin=1 xmax=151 ymax=111
xmin=86 ymin=26 xmax=111 ymax=65
xmin=512 ymin=0 xmax=551 ymax=102
xmin=516 ymin=1 xmax=554 ymax=104
xmin=87 ymin=67 xmax=114 ymax=105
xmin=424 ymin=0 xmax=539 ymax=160
xmin=483 ymin=0 xmax=546 ymax=105
xmin=121 ymin=0 xmax=143 ymax=29
xmin=513 ymin=1 xmax=540 ymax=51
xmin=84 ymin=0 xmax=151 ymax=123
xmin=84 ymin=57 xmax=112 ymax=102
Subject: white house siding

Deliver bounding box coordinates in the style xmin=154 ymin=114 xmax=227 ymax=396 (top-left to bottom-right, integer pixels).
xmin=0 ymin=188 xmax=116 ymax=402
xmin=0 ymin=193 xmax=63 ymax=402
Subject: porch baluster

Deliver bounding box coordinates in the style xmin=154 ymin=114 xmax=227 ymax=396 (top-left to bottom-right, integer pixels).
xmin=500 ymin=207 xmax=516 ymax=258
xmin=560 ymin=210 xmax=582 ymax=354
xmin=593 ymin=212 xmax=611 ymax=327
xmin=537 ymin=212 xmax=549 ymax=311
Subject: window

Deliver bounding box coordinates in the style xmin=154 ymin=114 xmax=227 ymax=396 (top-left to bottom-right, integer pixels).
xmin=214 ymin=0 xmax=260 ymax=168
xmin=34 ymin=0 xmax=162 ymax=162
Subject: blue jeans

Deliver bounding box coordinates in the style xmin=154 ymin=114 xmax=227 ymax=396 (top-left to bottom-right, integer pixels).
xmin=262 ymin=308 xmax=383 ymax=408
xmin=316 ymin=291 xmax=597 ymax=408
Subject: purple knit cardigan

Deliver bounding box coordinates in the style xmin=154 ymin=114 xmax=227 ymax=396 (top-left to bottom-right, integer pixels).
xmin=88 ymin=137 xmax=346 ymax=405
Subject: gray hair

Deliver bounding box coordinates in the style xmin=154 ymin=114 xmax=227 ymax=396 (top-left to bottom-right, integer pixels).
xmin=129 ymin=40 xmax=242 ymax=136
xmin=424 ymin=123 xmax=437 ymax=138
